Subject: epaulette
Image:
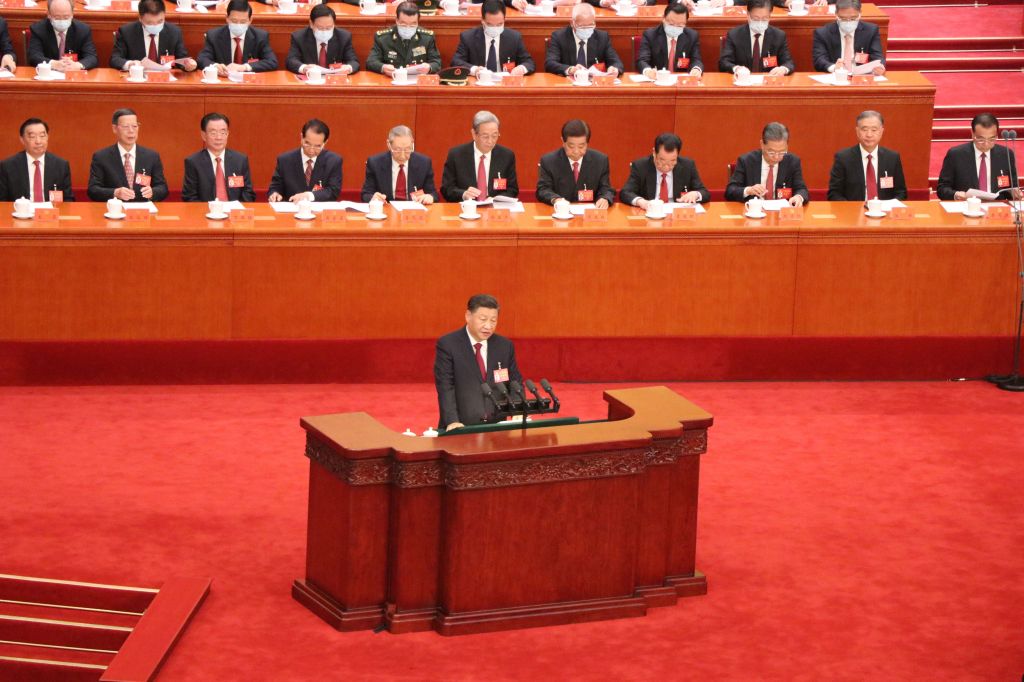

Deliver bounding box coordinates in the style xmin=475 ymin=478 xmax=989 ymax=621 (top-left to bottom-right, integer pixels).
xmin=419 ymin=28 xmax=434 ymax=35
xmin=376 ymin=28 xmax=391 ymax=35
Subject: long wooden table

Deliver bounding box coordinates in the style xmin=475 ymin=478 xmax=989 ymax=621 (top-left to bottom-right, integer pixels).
xmin=0 ymin=69 xmax=935 ymax=196
xmin=1 ymin=2 xmax=889 ymax=79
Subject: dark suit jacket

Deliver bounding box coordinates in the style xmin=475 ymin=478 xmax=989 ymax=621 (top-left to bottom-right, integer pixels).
xmin=536 ymin=148 xmax=615 ymax=205
xmin=0 ymin=17 xmax=15 ymax=61
xmin=451 ymin=26 xmax=535 ymax=74
xmin=27 ymin=18 xmax=99 ymax=69
xmin=937 ymin=141 xmax=1018 ymax=200
xmin=267 ymin=148 xmax=342 ymax=201
xmin=285 ymin=27 xmax=359 ymax=74
xmin=725 ymin=149 xmax=809 ymax=203
xmin=434 ymin=327 xmax=522 ymax=429
xmin=182 ymin=149 xmax=256 ymax=202
xmin=0 ymin=151 xmax=75 ymax=202
xmin=718 ymin=24 xmax=795 ymax=73
xmin=87 ymin=144 xmax=168 ymax=201
xmin=545 ymin=26 xmax=624 ymax=76
xmin=440 ymin=142 xmax=519 ymax=202
xmin=197 ymin=25 xmax=278 ymax=72
xmin=637 ymin=24 xmax=702 ymax=73
xmin=620 ymin=155 xmax=709 ymax=205
xmin=360 ymin=151 xmax=438 ymax=202
xmin=110 ymin=21 xmax=189 ymax=70
xmin=827 ymin=145 xmax=906 ymax=201
xmin=811 ymin=21 xmax=884 ymax=72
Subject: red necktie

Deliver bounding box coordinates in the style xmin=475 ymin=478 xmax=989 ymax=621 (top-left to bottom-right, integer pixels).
xmin=318 ymin=43 xmax=327 ymax=68
xmin=58 ymin=32 xmax=66 ymax=57
xmin=659 ymin=173 xmax=668 ymax=202
xmin=33 ymin=160 xmax=44 ymax=202
xmin=978 ymin=152 xmax=988 ymax=193
xmin=752 ymin=34 xmax=761 ymax=72
xmin=474 ymin=342 xmax=486 ymax=381
xmin=215 ymin=156 xmax=228 ymax=200
xmin=477 ymin=155 xmax=488 ymax=199
xmin=865 ymin=154 xmax=878 ymax=200
xmin=234 ymin=37 xmax=243 ymax=65
xmin=572 ymin=161 xmax=579 ymax=183
xmin=124 ymin=152 xmax=134 ymax=186
xmin=395 ymin=164 xmax=407 ymax=200
xmin=669 ymin=38 xmax=676 ymax=72
xmin=147 ymin=35 xmax=157 ymax=62
xmin=765 ymin=164 xmax=775 ymax=199
xmin=304 ymin=158 xmax=314 ymax=188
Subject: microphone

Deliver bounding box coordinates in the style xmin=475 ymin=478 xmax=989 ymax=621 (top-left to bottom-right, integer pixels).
xmin=481 ymin=383 xmax=503 ymax=413
xmin=524 ymin=379 xmax=543 ymax=401
xmin=493 ymin=381 xmax=511 ymax=403
xmin=508 ymin=380 xmax=527 ymax=408
xmin=540 ymin=378 xmax=559 ymax=404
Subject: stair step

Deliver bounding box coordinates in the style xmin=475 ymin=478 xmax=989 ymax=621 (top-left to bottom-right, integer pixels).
xmin=0 ymin=640 xmax=115 ymax=666
xmin=0 ymin=600 xmax=141 ymax=629
xmin=888 ymin=55 xmax=1024 ymax=70
xmin=936 ymin=104 xmax=1024 ymax=120
xmin=0 ymin=614 xmax=132 ymax=651
xmin=889 ymin=37 xmax=1024 ymax=51
xmin=0 ymin=574 xmax=155 ymax=615
xmin=0 ymin=655 xmax=106 ymax=682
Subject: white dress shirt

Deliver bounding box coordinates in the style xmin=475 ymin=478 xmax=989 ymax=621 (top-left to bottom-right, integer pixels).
xmin=466 ymin=327 xmax=487 ymax=370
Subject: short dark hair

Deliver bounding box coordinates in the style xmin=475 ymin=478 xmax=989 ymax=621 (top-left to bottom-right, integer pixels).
xmin=225 ymin=0 xmax=252 ymax=17
xmin=201 ymin=112 xmax=230 ymax=131
xmin=747 ymin=0 xmax=772 ymax=11
xmin=762 ymin=121 xmax=789 ymax=143
xmin=971 ymin=112 xmax=999 ymax=132
xmin=302 ymin=118 xmax=330 ymax=141
xmin=664 ymin=2 xmax=688 ymax=18
xmin=654 ymin=132 xmax=682 ymax=154
xmin=396 ymin=1 xmax=419 ymax=18
xmin=561 ymin=119 xmax=590 ymax=142
xmin=112 ymin=108 xmax=137 ymax=125
xmin=138 ymin=0 xmax=165 ymax=16
xmin=20 ymin=118 xmax=49 ymax=137
xmin=482 ymin=0 xmax=505 ymax=17
xmin=310 ymin=3 xmax=335 ymax=21
xmin=468 ymin=294 xmax=499 ymax=313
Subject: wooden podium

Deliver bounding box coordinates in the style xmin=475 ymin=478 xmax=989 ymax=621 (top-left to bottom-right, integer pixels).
xmin=292 ymin=386 xmax=713 ymax=635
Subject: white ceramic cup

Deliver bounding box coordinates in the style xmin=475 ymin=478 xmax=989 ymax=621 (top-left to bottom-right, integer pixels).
xmin=177 ymin=0 xmax=193 ymax=10
xmin=106 ymin=198 xmax=124 ymax=215
xmin=553 ymin=198 xmax=571 ymax=216
xmin=35 ymin=62 xmax=52 ymax=79
xmin=460 ymin=199 xmax=477 ymax=216
xmin=539 ymin=0 xmax=554 ymax=13
xmin=573 ymin=68 xmax=590 ymax=85
xmin=734 ymin=67 xmax=751 ymax=84
xmin=394 ymin=67 xmax=408 ymax=83
xmin=747 ymin=196 xmax=764 ymax=214
xmin=866 ymin=198 xmax=882 ymax=214
xmin=834 ymin=68 xmax=849 ymax=84
xmin=202 ymin=64 xmax=218 ymax=82
xmin=655 ymin=69 xmax=674 ymax=85
xmin=369 ymin=198 xmax=385 ymax=216
xmin=14 ymin=197 xmax=33 ymax=216
xmin=359 ymin=0 xmax=377 ymax=9
xmin=279 ymin=0 xmax=295 ymax=10
xmin=965 ymin=196 xmax=982 ymax=214
xmin=297 ymin=199 xmax=313 ymax=217
xmin=441 ymin=0 xmax=459 ymax=13
xmin=208 ymin=200 xmax=224 ymax=216
xmin=306 ymin=66 xmax=324 ymax=83
xmin=647 ymin=199 xmax=665 ymax=217
xmin=790 ymin=0 xmax=804 ymax=11
xmin=129 ymin=63 xmax=145 ymax=80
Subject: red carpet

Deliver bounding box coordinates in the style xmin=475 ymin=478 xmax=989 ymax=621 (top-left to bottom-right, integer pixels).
xmin=930 ymin=71 xmax=1024 ymax=107
xmin=885 ymin=6 xmax=1024 ymax=38
xmin=2 ymin=381 xmax=1022 ymax=680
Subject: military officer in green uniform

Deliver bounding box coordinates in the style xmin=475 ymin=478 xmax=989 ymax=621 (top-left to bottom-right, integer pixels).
xmin=366 ymin=1 xmax=442 ymax=77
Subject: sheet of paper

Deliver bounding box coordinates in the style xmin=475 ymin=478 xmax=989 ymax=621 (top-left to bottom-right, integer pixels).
xmin=966 ymin=188 xmax=1000 ymax=201
xmin=270 ymin=202 xmax=299 ymax=213
xmin=389 ymin=201 xmax=427 ymax=211
xmin=219 ymin=200 xmax=246 ymax=211
xmin=761 ymin=199 xmax=790 ymax=211
xmin=30 ymin=202 xmax=55 ymax=209
xmin=470 ymin=197 xmax=494 ymax=206
xmin=141 ymin=58 xmax=172 ymax=71
xmin=875 ymin=199 xmax=906 ymax=212
xmin=733 ymin=75 xmax=765 ymax=87
xmin=567 ymin=203 xmax=597 ymax=216
xmin=342 ymin=202 xmax=371 ymax=213
xmin=628 ymin=74 xmax=653 ymax=83
xmin=491 ymin=195 xmax=517 ymax=204
xmin=0 ymin=70 xmax=14 ymax=79
xmin=941 ymin=201 xmax=1009 ymax=214
xmin=123 ymin=201 xmax=158 ymax=214
xmin=37 ymin=71 xmax=67 ymax=80
xmin=852 ymin=60 xmax=883 ymax=75
xmin=492 ymin=202 xmax=525 ymax=213
xmin=665 ymin=202 xmax=707 ymax=214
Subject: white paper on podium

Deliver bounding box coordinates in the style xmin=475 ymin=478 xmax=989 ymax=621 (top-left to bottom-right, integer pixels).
xmin=664 ymin=202 xmax=707 ymax=214
xmin=940 ymin=201 xmax=1009 ymax=214
xmin=760 ymin=199 xmax=790 ymax=211
xmin=389 ymin=201 xmax=428 ymax=211
xmin=123 ymin=201 xmax=158 ymax=213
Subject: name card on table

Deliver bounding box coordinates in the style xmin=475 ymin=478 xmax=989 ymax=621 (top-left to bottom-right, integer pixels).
xmin=723 ymin=6 xmax=746 ymax=15
xmin=502 ymin=75 xmax=524 ymax=87
xmin=111 ymin=0 xmax=132 ymax=10
xmin=985 ymin=205 xmax=1011 ymax=221
xmin=399 ymin=209 xmax=426 ymax=224
xmin=637 ymin=5 xmax=661 ymax=16
xmin=583 ymin=207 xmax=608 ymax=222
xmin=33 ymin=207 xmax=60 ymax=223
xmin=677 ymin=75 xmax=698 ymax=87
xmin=779 ymin=205 xmax=802 ymax=221
xmin=124 ymin=208 xmax=151 ymax=224
xmin=485 ymin=208 xmax=511 ymax=223
xmin=764 ymin=75 xmax=784 ymax=86
xmin=229 ymin=208 xmax=254 ymax=225
xmin=808 ymin=4 xmax=829 ymax=14
xmin=65 ymin=70 xmax=87 ymax=82
xmin=592 ymin=74 xmax=615 ymax=87
xmin=671 ymin=206 xmax=696 ymax=222
xmin=850 ymin=74 xmax=874 ymax=86
xmin=417 ymin=74 xmax=440 ymax=86
xmin=464 ymin=3 xmax=480 ymax=15
xmin=889 ymin=206 xmax=911 ymax=220
xmin=321 ymin=209 xmax=347 ymax=224
xmin=241 ymin=71 xmax=257 ymax=83
xmin=148 ymin=72 xmax=171 ymax=83
xmin=556 ymin=6 xmax=572 ymax=15
xmin=326 ymin=74 xmax=349 ymax=86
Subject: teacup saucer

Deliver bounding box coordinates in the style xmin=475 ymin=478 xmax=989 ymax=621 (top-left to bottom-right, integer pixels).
xmin=745 ymin=211 xmax=767 ymax=219
xmin=788 ymin=9 xmax=808 ymax=15
xmin=645 ymin=212 xmax=667 ymax=220
xmin=570 ymin=80 xmax=592 ymax=87
xmin=552 ymin=212 xmax=573 ymax=220
xmin=366 ymin=212 xmax=388 ymax=221
xmin=206 ymin=212 xmax=228 ymax=220
xmin=126 ymin=77 xmax=147 ymax=83
xmin=864 ymin=210 xmax=886 ymax=218
xmin=104 ymin=212 xmax=126 ymax=220
xmin=391 ymin=79 xmax=415 ymax=86
xmin=963 ymin=210 xmax=986 ymax=218
xmin=459 ymin=212 xmax=481 ymax=220
xmin=202 ymin=78 xmax=219 ymax=84
xmin=294 ymin=213 xmax=316 ymax=221
xmin=12 ymin=212 xmax=34 ymax=220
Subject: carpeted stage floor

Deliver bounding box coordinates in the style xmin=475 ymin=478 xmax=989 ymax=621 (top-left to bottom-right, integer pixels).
xmin=2 ymin=381 xmax=1022 ymax=680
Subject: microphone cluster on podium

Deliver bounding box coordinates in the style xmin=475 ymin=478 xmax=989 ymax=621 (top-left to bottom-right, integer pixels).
xmin=481 ymin=378 xmax=560 ymax=423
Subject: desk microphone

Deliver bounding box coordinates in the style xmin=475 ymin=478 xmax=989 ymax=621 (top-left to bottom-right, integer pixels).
xmin=524 ymin=379 xmax=543 ymax=401
xmin=493 ymin=382 xmax=512 ymax=405
xmin=508 ymin=380 xmax=527 ymax=408
xmin=481 ymin=383 xmax=503 ymax=412
xmin=540 ymin=379 xmax=559 ymax=406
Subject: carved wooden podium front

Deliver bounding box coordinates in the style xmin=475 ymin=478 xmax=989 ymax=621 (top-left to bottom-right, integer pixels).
xmin=292 ymin=386 xmax=713 ymax=635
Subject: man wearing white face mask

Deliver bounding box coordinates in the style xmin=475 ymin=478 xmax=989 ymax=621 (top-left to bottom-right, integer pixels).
xmin=367 ymin=2 xmax=442 ymax=77
xmin=198 ymin=0 xmax=278 ymax=75
xmin=719 ymin=0 xmax=794 ymax=76
xmin=110 ymin=0 xmax=196 ymax=72
xmin=545 ymin=4 xmax=624 ymax=78
xmin=451 ymin=0 xmax=534 ymax=77
xmin=811 ymin=0 xmax=884 ymax=74
xmin=638 ymin=3 xmax=703 ymax=78
xmin=285 ymin=4 xmax=358 ymax=75
xmin=27 ymin=0 xmax=98 ymax=71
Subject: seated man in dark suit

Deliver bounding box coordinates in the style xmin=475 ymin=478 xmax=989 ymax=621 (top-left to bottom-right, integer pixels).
xmin=110 ymin=0 xmax=197 ymax=72
xmin=197 ymin=0 xmax=278 ymax=75
xmin=182 ymin=113 xmax=256 ymax=203
xmin=637 ymin=4 xmax=703 ymax=78
xmin=285 ymin=4 xmax=359 ymax=76
xmin=451 ymin=0 xmax=534 ymax=77
xmin=725 ymin=121 xmax=809 ymax=205
xmin=937 ymin=112 xmax=1021 ymax=201
xmin=719 ymin=0 xmax=795 ymax=76
xmin=27 ymin=0 xmax=98 ymax=71
xmin=267 ymin=118 xmax=343 ymax=203
xmin=0 ymin=118 xmax=75 ymax=202
xmin=434 ymin=293 xmax=522 ymax=432
xmin=441 ymin=110 xmax=519 ymax=202
xmin=361 ymin=125 xmax=438 ymax=204
xmin=87 ymin=108 xmax=169 ymax=202
xmin=620 ymin=132 xmax=708 ymax=208
xmin=0 ymin=17 xmax=16 ymax=72
xmin=545 ymin=4 xmax=624 ymax=78
xmin=536 ymin=118 xmax=615 ymax=208
xmin=828 ymin=110 xmax=906 ymax=201
xmin=812 ymin=0 xmax=884 ymax=74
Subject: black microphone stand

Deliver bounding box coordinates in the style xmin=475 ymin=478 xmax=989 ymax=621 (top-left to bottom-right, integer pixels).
xmin=987 ymin=130 xmax=1024 ymax=391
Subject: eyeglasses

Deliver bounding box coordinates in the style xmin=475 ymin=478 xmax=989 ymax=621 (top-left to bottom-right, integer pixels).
xmin=117 ymin=124 xmax=140 ymax=131
xmin=973 ymin=136 xmax=998 ymax=144
xmin=389 ymin=146 xmax=414 ymax=154
xmin=475 ymin=133 xmax=500 ymax=142
xmin=762 ymin=149 xmax=788 ymax=158
xmin=301 ymin=142 xmax=325 ymax=151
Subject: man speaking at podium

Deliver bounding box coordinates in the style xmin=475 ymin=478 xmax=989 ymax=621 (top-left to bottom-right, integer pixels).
xmin=434 ymin=294 xmax=521 ymax=432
